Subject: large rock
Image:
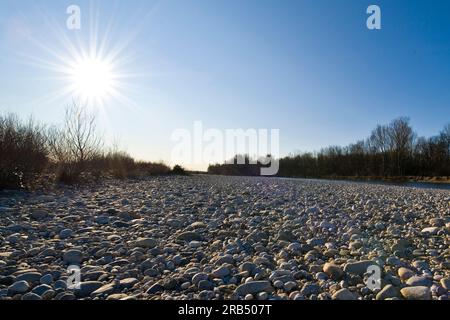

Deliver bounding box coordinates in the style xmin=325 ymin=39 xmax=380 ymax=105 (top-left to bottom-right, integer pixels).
xmin=119 ymin=278 xmax=139 ymax=289
xmin=323 ymin=263 xmax=344 ymax=280
xmin=300 ymin=283 xmax=320 ymax=296
xmin=376 ymin=284 xmax=399 ymax=300
xmin=59 ymin=229 xmax=73 ymax=239
xmin=440 ymin=277 xmax=450 ymax=290
xmin=91 ymin=283 xmax=116 ymax=297
xmin=31 ymin=209 xmax=49 ymax=220
xmin=63 ymin=249 xmax=84 ymax=265
xmin=400 ymin=286 xmax=431 ymax=300
xmin=15 ymin=272 xmax=42 ymax=283
xmin=8 ymin=280 xmax=29 ymax=294
xmin=176 ymin=232 xmax=203 ymax=242
xmin=75 ymin=281 xmax=104 ymax=298
xmin=343 ymin=260 xmax=378 ymax=275
xmin=406 ymin=276 xmax=433 ymax=287
xmin=235 ymin=281 xmax=272 ymax=296
xmin=31 ymin=284 xmax=53 ymax=296
xmin=21 ymin=292 xmax=42 ymax=300
xmin=420 ymin=227 xmax=439 ymax=235
xmin=211 ymin=266 xmax=230 ymax=278
xmin=192 ymin=273 xmax=209 ymax=285
xmin=134 ymin=238 xmax=157 ymax=248
xmin=397 ymin=267 xmax=415 ymax=280
xmin=94 ymin=216 xmax=110 ymax=225
xmin=332 ymin=288 xmax=358 ymax=300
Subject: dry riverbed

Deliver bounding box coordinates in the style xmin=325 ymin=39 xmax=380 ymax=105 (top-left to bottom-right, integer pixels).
xmin=0 ymin=175 xmax=449 ymax=300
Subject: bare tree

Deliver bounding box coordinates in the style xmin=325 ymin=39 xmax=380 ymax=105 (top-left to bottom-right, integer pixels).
xmin=369 ymin=124 xmax=391 ymax=175
xmin=64 ymin=101 xmax=102 ymax=164
xmin=47 ymin=101 xmax=102 ymax=182
xmin=388 ymin=117 xmax=415 ymax=175
xmin=441 ymin=123 xmax=450 ymax=157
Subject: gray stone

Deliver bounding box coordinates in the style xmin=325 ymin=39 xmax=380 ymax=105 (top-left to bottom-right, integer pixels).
xmin=376 ymin=284 xmax=399 ymax=300
xmin=421 ymin=227 xmax=439 ymax=235
xmin=146 ymin=283 xmax=164 ymax=294
xmin=400 ymin=286 xmax=431 ymax=300
xmin=32 ymin=284 xmax=53 ymax=296
xmin=440 ymin=278 xmax=450 ymax=290
xmin=134 ymin=237 xmax=157 ymax=248
xmin=40 ymin=274 xmax=54 ymax=285
xmin=198 ymin=280 xmax=214 ymax=291
xmin=74 ymin=281 xmax=104 ymax=298
xmin=332 ymin=288 xmax=358 ymax=300
xmin=211 ymin=266 xmax=230 ymax=278
xmin=235 ymin=281 xmax=272 ymax=296
xmin=15 ymin=272 xmax=42 ymax=283
xmin=192 ymin=273 xmax=209 ymax=285
xmin=301 ymin=283 xmax=320 ymax=296
xmin=21 ymin=292 xmax=42 ymax=300
xmin=8 ymin=280 xmax=29 ymax=294
xmin=343 ymin=260 xmax=378 ymax=275
xmin=119 ymin=278 xmax=139 ymax=289
xmin=406 ymin=276 xmax=433 ymax=287
xmin=63 ymin=249 xmax=83 ymax=265
xmin=31 ymin=209 xmax=48 ymax=220
xmin=91 ymin=283 xmax=116 ymax=297
xmin=59 ymin=229 xmax=73 ymax=239
xmin=177 ymin=232 xmax=203 ymax=242
xmin=94 ymin=216 xmax=110 ymax=225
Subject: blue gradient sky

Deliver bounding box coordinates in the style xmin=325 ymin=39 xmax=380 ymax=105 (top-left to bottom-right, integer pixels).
xmin=0 ymin=0 xmax=449 ymax=169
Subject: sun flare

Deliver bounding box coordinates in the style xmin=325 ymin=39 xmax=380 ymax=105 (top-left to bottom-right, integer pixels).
xmin=68 ymin=56 xmax=117 ymax=105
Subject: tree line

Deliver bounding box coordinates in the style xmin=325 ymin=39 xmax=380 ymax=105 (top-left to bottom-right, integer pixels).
xmin=208 ymin=117 xmax=450 ymax=180
xmin=0 ymin=103 xmax=179 ymax=190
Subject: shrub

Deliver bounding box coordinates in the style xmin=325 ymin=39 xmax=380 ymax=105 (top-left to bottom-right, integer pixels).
xmin=137 ymin=161 xmax=171 ymax=176
xmin=0 ymin=114 xmax=48 ymax=189
xmin=172 ymin=164 xmax=187 ymax=175
xmin=47 ymin=103 xmax=103 ymax=183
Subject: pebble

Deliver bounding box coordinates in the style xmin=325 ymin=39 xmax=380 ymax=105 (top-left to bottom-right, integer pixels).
xmin=0 ymin=175 xmax=448 ymax=300
xmin=59 ymin=229 xmax=73 ymax=239
xmin=134 ymin=237 xmax=157 ymax=248
xmin=440 ymin=278 xmax=450 ymax=290
xmin=332 ymin=288 xmax=358 ymax=300
xmin=22 ymin=292 xmax=42 ymax=300
xmin=32 ymin=284 xmax=53 ymax=296
xmin=323 ymin=263 xmax=344 ymax=280
xmin=74 ymin=281 xmax=104 ymax=298
xmin=235 ymin=281 xmax=272 ymax=296
xmin=63 ymin=249 xmax=83 ymax=265
xmin=8 ymin=280 xmax=29 ymax=294
xmin=376 ymin=284 xmax=399 ymax=300
xmin=40 ymin=274 xmax=54 ymax=285
xmin=400 ymin=286 xmax=432 ymax=300
xmin=177 ymin=232 xmax=203 ymax=242
xmin=211 ymin=266 xmax=230 ymax=278
xmin=344 ymin=260 xmax=378 ymax=275
xmin=406 ymin=276 xmax=433 ymax=287
xmin=15 ymin=272 xmax=42 ymax=283
xmin=398 ymin=267 xmax=415 ymax=281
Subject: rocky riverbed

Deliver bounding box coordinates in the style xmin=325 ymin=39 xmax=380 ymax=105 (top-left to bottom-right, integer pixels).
xmin=0 ymin=175 xmax=449 ymax=300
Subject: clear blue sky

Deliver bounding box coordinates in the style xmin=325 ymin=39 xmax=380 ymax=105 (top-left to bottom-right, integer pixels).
xmin=0 ymin=0 xmax=449 ymax=169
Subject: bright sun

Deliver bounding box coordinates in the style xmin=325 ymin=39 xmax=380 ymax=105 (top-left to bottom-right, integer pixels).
xmin=69 ymin=56 xmax=116 ymax=105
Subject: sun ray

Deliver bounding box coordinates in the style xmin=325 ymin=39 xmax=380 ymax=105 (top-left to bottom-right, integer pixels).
xmin=11 ymin=0 xmax=163 ymax=121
